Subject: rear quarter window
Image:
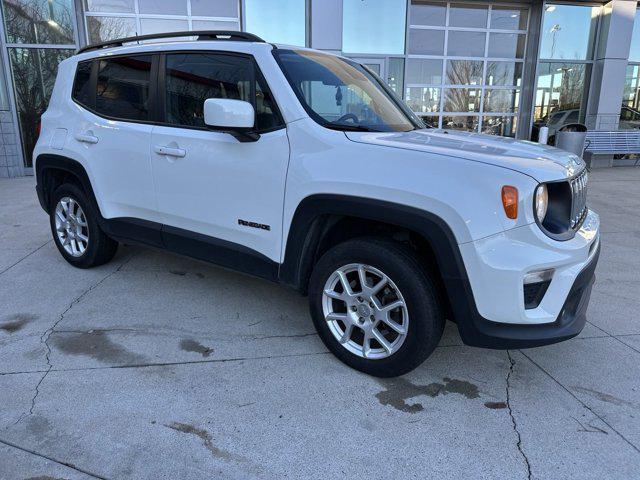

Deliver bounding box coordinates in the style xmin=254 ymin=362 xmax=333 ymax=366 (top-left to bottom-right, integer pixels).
xmin=72 ymin=60 xmax=93 ymax=108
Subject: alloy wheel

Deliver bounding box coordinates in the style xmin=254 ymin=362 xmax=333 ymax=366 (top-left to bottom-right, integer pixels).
xmin=54 ymin=196 xmax=89 ymax=257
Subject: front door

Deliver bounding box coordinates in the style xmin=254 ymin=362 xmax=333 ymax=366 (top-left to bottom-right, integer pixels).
xmin=150 ymin=52 xmax=289 ymax=272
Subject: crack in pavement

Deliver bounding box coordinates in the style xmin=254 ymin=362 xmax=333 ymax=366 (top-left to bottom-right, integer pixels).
xmin=0 ymin=437 xmax=108 ymax=479
xmin=506 ymin=351 xmax=533 ymax=480
xmin=0 ymin=240 xmax=52 ymax=277
xmin=519 ymin=350 xmax=640 ymax=455
xmin=12 ymin=254 xmax=134 ymax=426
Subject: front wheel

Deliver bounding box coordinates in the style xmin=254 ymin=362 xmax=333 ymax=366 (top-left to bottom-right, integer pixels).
xmin=308 ymin=238 xmax=444 ymax=377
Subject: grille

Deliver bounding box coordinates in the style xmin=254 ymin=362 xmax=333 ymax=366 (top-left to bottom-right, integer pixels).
xmin=569 ymin=169 xmax=588 ymax=229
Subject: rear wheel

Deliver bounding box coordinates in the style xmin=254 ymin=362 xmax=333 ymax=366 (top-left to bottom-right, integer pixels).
xmin=309 ymin=238 xmax=444 ymax=377
xmin=49 ymin=183 xmax=118 ymax=268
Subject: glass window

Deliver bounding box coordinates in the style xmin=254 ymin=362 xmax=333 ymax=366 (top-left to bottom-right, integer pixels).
xmin=410 ymin=1 xmax=446 ymax=27
xmin=447 ymin=31 xmax=485 ymax=57
xmin=408 ymin=29 xmax=444 ymax=55
xmin=139 ymin=18 xmax=188 ymax=35
xmin=445 ymin=60 xmax=483 ymax=86
xmin=482 ymin=116 xmax=517 ymax=137
xmin=164 ymin=53 xmax=281 ymax=131
xmin=387 ymin=58 xmax=405 ymax=95
xmin=0 ymin=60 xmax=9 ymax=110
xmin=490 ymin=6 xmax=528 ymax=31
xmin=406 ymin=87 xmax=440 ymax=113
xmin=8 ymin=48 xmax=74 ymax=167
xmin=245 ymin=0 xmax=305 ymax=46
xmin=343 ymin=0 xmax=406 ymax=54
xmin=623 ymin=65 xmax=639 ymax=109
xmin=2 ymin=0 xmax=75 ymax=44
xmin=275 ymin=49 xmax=418 ymax=132
xmin=190 ymin=0 xmax=238 ymax=17
xmin=443 ymin=88 xmax=481 ymax=112
xmin=95 ymin=55 xmax=152 ymax=121
xmin=405 ymin=59 xmax=442 ymax=85
xmin=449 ymin=3 xmax=488 ymax=28
xmin=487 ymin=33 xmax=526 ymax=59
xmin=539 ymin=4 xmax=599 ymax=60
xmin=420 ymin=115 xmax=439 ymax=128
xmin=72 ymin=61 xmax=93 ymax=108
xmin=483 ymin=89 xmax=520 ymax=113
xmin=192 ymin=20 xmax=240 ymax=32
xmin=442 ymin=116 xmax=478 ymax=132
xmin=486 ymin=62 xmax=522 ymax=86
xmin=84 ymin=0 xmax=135 ymax=13
xmin=533 ymin=62 xmax=590 ymax=138
xmin=87 ymin=16 xmax=136 ymax=44
xmin=630 ymin=9 xmax=640 ymax=63
xmin=138 ymin=0 xmax=187 ymax=15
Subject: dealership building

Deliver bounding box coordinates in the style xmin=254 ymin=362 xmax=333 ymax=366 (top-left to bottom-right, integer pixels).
xmin=0 ymin=0 xmax=638 ymax=177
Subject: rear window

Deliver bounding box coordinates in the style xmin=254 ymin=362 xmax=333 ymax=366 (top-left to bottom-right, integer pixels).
xmin=72 ymin=60 xmax=93 ymax=108
xmin=96 ymin=55 xmax=152 ymax=121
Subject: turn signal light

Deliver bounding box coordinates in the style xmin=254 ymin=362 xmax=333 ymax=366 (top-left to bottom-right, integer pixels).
xmin=501 ymin=186 xmax=518 ymax=219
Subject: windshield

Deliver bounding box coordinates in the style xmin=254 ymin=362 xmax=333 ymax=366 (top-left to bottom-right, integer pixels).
xmin=274 ymin=49 xmax=421 ymax=132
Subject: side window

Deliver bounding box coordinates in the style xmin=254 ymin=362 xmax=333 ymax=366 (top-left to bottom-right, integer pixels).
xmin=95 ymin=55 xmax=152 ymax=121
xmin=164 ymin=52 xmax=282 ymax=131
xmin=72 ymin=60 xmax=93 ymax=108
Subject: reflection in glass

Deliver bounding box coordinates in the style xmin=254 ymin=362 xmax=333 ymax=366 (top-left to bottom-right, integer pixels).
xmin=139 ymin=18 xmax=188 ymax=35
xmin=487 ymin=33 xmax=526 ymax=59
xmin=630 ymin=9 xmax=640 ymax=63
xmin=447 ymin=31 xmax=485 ymax=57
xmin=442 ymin=115 xmax=479 ymax=132
xmin=405 ymin=58 xmax=442 ymax=85
xmin=2 ymin=0 xmax=75 ymax=44
xmin=8 ymin=48 xmax=74 ymax=167
xmin=482 ymin=116 xmax=517 ymax=137
xmin=87 ymin=16 xmax=136 ymax=44
xmin=532 ymin=62 xmax=590 ymax=140
xmin=449 ymin=3 xmax=487 ymax=28
xmin=539 ymin=4 xmax=599 ymax=60
xmin=623 ymin=65 xmax=639 ymax=109
xmin=446 ymin=60 xmax=483 ymax=86
xmin=490 ymin=6 xmax=528 ymax=30
xmin=84 ymin=0 xmax=135 ymax=13
xmin=444 ymin=88 xmax=481 ymax=113
xmin=190 ymin=0 xmax=238 ymax=17
xmin=486 ymin=62 xmax=522 ymax=86
xmin=192 ymin=20 xmax=240 ymax=32
xmin=410 ymin=1 xmax=446 ymax=27
xmin=405 ymin=87 xmax=440 ymax=113
xmin=343 ymin=0 xmax=406 ymax=54
xmin=483 ymin=89 xmax=520 ymax=113
xmin=387 ymin=58 xmax=405 ymax=95
xmin=245 ymin=0 xmax=305 ymax=46
xmin=419 ymin=115 xmax=439 ymax=128
xmin=138 ymin=0 xmax=187 ymax=15
xmin=0 ymin=58 xmax=9 ymax=110
xmin=408 ymin=29 xmax=444 ymax=55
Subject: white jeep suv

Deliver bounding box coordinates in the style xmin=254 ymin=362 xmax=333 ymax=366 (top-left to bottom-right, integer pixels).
xmin=34 ymin=31 xmax=600 ymax=377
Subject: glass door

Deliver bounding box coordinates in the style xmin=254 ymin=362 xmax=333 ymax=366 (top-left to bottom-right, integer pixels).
xmin=351 ymin=58 xmax=386 ymax=82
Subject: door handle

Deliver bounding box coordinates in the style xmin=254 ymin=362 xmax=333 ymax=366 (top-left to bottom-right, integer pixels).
xmin=154 ymin=145 xmax=186 ymax=158
xmin=75 ymin=132 xmax=98 ymax=144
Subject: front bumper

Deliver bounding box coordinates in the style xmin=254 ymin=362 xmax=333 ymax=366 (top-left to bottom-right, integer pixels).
xmin=454 ymin=209 xmax=600 ymax=349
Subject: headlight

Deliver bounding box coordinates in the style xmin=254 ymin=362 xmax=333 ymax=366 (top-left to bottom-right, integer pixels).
xmin=535 ymin=184 xmax=548 ymax=221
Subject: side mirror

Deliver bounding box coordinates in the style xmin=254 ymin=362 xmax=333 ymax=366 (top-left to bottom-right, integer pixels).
xmin=203 ymin=98 xmax=259 ymax=142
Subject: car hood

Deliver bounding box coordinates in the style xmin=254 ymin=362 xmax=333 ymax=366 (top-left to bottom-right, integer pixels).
xmin=345 ymin=129 xmax=585 ymax=182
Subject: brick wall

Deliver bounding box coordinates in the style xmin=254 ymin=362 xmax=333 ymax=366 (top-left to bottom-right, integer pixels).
xmin=0 ymin=111 xmax=22 ymax=177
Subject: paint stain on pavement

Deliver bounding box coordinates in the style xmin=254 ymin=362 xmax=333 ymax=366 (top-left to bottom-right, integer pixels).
xmin=51 ymin=329 xmax=145 ymax=364
xmin=169 ymin=270 xmax=187 ymax=276
xmin=0 ymin=313 xmax=37 ymax=333
xmin=376 ymin=377 xmax=479 ymax=413
xmin=165 ymin=422 xmax=246 ymax=463
xmin=572 ymin=386 xmax=638 ymax=409
xmin=484 ymin=401 xmax=507 ymax=410
xmin=180 ymin=339 xmax=214 ymax=357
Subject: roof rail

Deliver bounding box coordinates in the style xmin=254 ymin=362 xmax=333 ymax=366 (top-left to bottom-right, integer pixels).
xmin=77 ymin=30 xmax=266 ymax=54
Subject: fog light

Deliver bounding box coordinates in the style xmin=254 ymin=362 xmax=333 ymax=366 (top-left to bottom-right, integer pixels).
xmin=523 ymin=268 xmax=554 ymax=284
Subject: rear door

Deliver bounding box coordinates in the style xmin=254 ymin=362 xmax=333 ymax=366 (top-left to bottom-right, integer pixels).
xmin=150 ymin=51 xmax=289 ymax=271
xmin=72 ymin=54 xmax=159 ymax=226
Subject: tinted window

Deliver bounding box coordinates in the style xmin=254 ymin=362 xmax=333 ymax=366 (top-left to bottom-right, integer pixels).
xmin=164 ymin=53 xmax=282 ymax=131
xmin=95 ymin=55 xmax=152 ymax=121
xmin=72 ymin=60 xmax=93 ymax=107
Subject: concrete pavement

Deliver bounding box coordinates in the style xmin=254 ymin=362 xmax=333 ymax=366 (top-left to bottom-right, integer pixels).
xmin=1 ymin=168 xmax=639 ymax=479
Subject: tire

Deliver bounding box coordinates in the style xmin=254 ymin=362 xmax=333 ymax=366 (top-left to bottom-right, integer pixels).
xmin=49 ymin=183 xmax=118 ymax=268
xmin=308 ymin=238 xmax=444 ymax=377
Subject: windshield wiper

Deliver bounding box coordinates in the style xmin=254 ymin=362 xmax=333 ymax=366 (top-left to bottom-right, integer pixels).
xmin=323 ymin=122 xmax=377 ymax=132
